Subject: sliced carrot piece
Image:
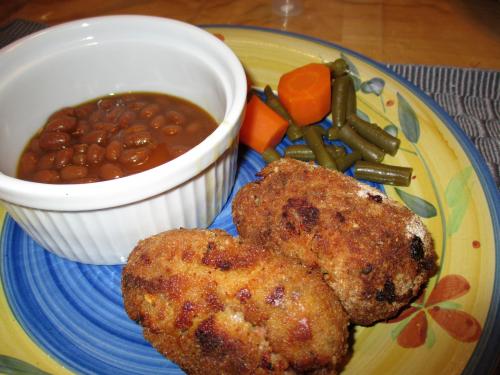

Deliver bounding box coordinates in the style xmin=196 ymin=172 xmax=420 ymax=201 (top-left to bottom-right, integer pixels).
xmin=239 ymin=95 xmax=288 ymax=153
xmin=278 ymin=63 xmax=331 ymax=126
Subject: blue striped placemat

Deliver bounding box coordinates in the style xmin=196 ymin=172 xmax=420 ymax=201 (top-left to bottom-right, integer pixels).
xmin=388 ymin=64 xmax=499 ymax=187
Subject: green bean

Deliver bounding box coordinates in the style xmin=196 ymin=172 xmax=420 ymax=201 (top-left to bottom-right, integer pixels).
xmin=329 ymin=125 xmax=385 ymax=163
xmin=263 ymin=85 xmax=303 ymax=141
xmin=328 ymin=144 xmax=347 ymax=159
xmin=348 ymin=114 xmax=401 ymax=156
xmin=331 ymin=75 xmax=351 ymax=128
xmin=284 ymin=144 xmax=346 ymax=161
xmin=303 ymin=126 xmax=337 ymax=170
xmin=327 ymin=126 xmax=340 ymax=141
xmin=261 ymin=147 xmax=281 ymax=164
xmin=335 ymin=150 xmax=362 ymax=172
xmin=312 ymin=124 xmax=327 ymax=137
xmin=326 ymin=58 xmax=349 ymax=78
xmin=285 ymin=145 xmax=316 ymax=161
xmin=346 ymin=77 xmax=357 ymax=117
xmin=353 ymin=161 xmax=413 ymax=186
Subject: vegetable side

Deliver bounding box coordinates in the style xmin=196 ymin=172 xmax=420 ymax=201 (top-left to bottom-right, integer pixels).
xmin=238 ymin=59 xmax=413 ymax=187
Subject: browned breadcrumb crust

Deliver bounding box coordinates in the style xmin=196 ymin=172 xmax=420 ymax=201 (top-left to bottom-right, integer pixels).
xmin=122 ymin=228 xmax=349 ymax=374
xmin=232 ymin=159 xmax=438 ymax=326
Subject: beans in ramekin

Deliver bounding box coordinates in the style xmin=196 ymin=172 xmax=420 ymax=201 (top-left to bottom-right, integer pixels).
xmin=17 ymin=92 xmax=218 ymax=183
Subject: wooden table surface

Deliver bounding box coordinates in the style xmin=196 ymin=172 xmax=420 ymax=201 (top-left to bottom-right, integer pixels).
xmin=1 ymin=0 xmax=499 ymax=69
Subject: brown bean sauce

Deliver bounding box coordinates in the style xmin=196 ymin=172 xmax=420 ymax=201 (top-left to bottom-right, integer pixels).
xmin=17 ymin=92 xmax=218 ymax=183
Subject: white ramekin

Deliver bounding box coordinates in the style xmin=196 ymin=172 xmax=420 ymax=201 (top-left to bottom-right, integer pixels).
xmin=0 ymin=15 xmax=247 ymax=264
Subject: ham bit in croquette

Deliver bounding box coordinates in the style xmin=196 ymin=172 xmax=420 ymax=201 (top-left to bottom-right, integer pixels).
xmin=121 ymin=229 xmax=349 ymax=375
xmin=232 ymin=159 xmax=438 ymax=326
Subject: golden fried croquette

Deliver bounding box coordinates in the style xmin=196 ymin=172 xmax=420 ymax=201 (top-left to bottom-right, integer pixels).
xmin=122 ymin=228 xmax=349 ymax=374
xmin=232 ymin=159 xmax=438 ymax=326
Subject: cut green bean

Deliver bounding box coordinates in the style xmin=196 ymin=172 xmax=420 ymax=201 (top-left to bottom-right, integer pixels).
xmin=326 ymin=58 xmax=349 ymax=78
xmin=285 ymin=145 xmax=316 ymax=161
xmin=312 ymin=125 xmax=327 ymax=137
xmin=263 ymin=85 xmax=303 ymax=141
xmin=284 ymin=144 xmax=346 ymax=161
xmin=328 ymin=144 xmax=347 ymax=159
xmin=353 ymin=161 xmax=413 ymax=186
xmin=346 ymin=77 xmax=357 ymax=117
xmin=348 ymin=114 xmax=401 ymax=156
xmin=261 ymin=147 xmax=281 ymax=164
xmin=335 ymin=150 xmax=362 ymax=172
xmin=329 ymin=125 xmax=385 ymax=163
xmin=303 ymin=126 xmax=337 ymax=170
xmin=327 ymin=126 xmax=340 ymax=141
xmin=331 ymin=75 xmax=351 ymax=128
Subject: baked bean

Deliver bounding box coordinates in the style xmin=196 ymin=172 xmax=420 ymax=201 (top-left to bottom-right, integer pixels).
xmin=37 ymin=152 xmax=56 ymax=170
xmin=45 ymin=116 xmax=77 ymax=133
xmin=105 ymin=140 xmax=123 ymax=161
xmin=73 ymin=143 xmax=88 ymax=154
xmin=89 ymin=109 xmax=103 ymax=123
xmin=97 ymin=98 xmax=114 ymax=111
xmin=81 ymin=130 xmax=108 ymax=145
xmin=127 ymin=101 xmax=147 ymax=112
xmin=73 ymin=121 xmax=90 ymax=137
xmin=86 ymin=144 xmax=105 ymax=164
xmin=123 ymin=130 xmax=153 ymax=147
xmin=150 ymin=114 xmax=166 ymax=129
xmin=94 ymin=122 xmax=118 ymax=133
xmin=74 ymin=103 xmax=94 ymax=118
xmin=60 ymin=165 xmax=88 ymax=181
xmin=72 ymin=152 xmax=87 ymax=166
xmin=119 ymin=147 xmax=151 ymax=166
xmin=99 ymin=163 xmax=124 ymax=180
xmin=124 ymin=123 xmax=148 ymax=134
xmin=33 ymin=169 xmax=60 ymax=184
xmin=18 ymin=92 xmax=217 ymax=183
xmin=104 ymin=106 xmax=124 ymax=123
xmin=18 ymin=152 xmax=38 ymax=176
xmin=118 ymin=110 xmax=137 ymax=128
xmin=140 ymin=103 xmax=160 ymax=119
xmin=54 ymin=148 xmax=74 ymax=169
xmin=39 ymin=131 xmax=71 ymax=151
xmin=165 ymin=110 xmax=186 ymax=125
xmin=162 ymin=124 xmax=182 ymax=136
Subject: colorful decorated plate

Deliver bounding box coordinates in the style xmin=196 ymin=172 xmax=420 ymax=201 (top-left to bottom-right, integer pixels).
xmin=0 ymin=26 xmax=498 ymax=375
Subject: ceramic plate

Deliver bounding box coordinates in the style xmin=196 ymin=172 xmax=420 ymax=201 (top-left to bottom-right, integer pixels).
xmin=0 ymin=26 xmax=498 ymax=375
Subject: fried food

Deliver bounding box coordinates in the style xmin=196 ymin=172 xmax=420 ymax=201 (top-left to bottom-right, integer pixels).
xmin=232 ymin=159 xmax=437 ymax=326
xmin=122 ymin=228 xmax=349 ymax=374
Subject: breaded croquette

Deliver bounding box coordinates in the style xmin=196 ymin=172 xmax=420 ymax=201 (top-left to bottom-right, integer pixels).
xmin=122 ymin=228 xmax=349 ymax=374
xmin=232 ymin=159 xmax=437 ymax=326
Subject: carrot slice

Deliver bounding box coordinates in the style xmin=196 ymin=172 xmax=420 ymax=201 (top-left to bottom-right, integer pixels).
xmin=278 ymin=63 xmax=331 ymax=126
xmin=239 ymin=95 xmax=288 ymax=153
